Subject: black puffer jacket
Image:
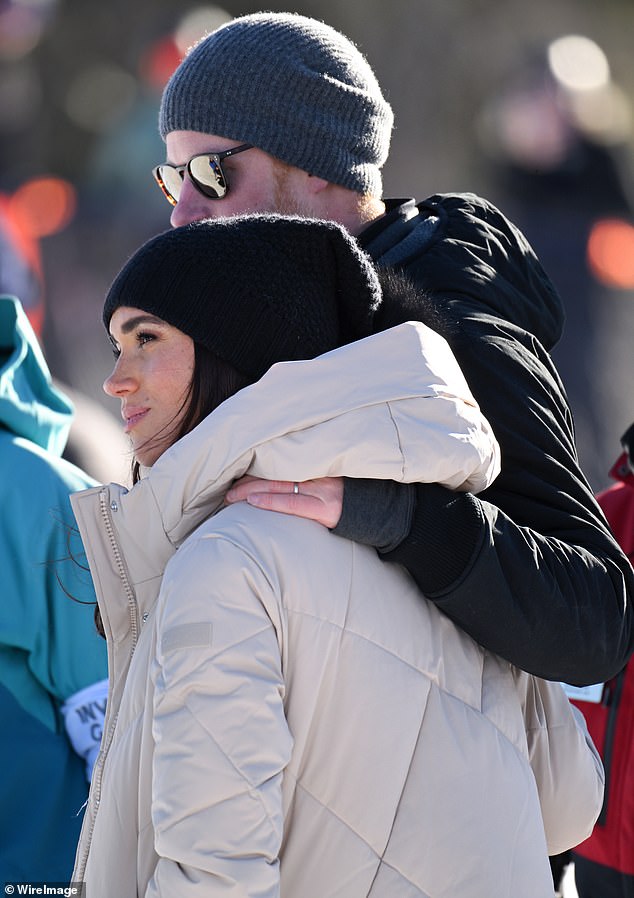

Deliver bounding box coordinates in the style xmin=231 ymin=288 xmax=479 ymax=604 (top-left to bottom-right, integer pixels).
xmin=358 ymin=192 xmax=633 ymax=684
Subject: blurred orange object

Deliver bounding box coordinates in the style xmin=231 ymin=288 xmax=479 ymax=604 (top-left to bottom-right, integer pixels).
xmin=0 ymin=176 xmax=76 ymax=336
xmin=587 ymin=217 xmax=634 ymax=289
xmin=9 ymin=176 xmax=76 ymax=239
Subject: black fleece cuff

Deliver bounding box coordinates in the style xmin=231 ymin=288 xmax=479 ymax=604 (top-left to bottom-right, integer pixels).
xmin=331 ymin=478 xmax=415 ymax=553
xmin=381 ymin=482 xmax=485 ymax=595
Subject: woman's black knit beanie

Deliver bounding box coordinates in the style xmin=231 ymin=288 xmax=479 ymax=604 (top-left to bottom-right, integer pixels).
xmin=103 ymin=214 xmax=382 ymax=380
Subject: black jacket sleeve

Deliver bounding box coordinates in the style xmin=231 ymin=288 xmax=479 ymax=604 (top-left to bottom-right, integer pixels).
xmin=358 ymin=193 xmax=634 ymax=685
xmin=384 ymin=311 xmax=633 ymax=685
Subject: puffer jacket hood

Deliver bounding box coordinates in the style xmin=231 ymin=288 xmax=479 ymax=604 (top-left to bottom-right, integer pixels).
xmin=74 ymin=322 xmax=500 ymax=589
xmin=146 ymin=320 xmax=499 ymax=549
xmin=0 ymin=294 xmax=73 ymax=455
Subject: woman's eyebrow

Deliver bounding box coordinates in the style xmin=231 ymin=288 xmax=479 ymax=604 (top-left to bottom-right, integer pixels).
xmin=118 ymin=314 xmax=166 ymax=335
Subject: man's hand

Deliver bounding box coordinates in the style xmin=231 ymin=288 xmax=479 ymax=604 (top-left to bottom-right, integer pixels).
xmin=225 ymin=475 xmax=344 ymax=529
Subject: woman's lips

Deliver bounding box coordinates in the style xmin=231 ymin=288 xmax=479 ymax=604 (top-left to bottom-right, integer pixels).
xmin=123 ymin=408 xmax=149 ymax=433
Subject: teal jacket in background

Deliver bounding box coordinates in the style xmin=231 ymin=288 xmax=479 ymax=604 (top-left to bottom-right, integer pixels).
xmin=0 ymin=295 xmax=107 ymax=882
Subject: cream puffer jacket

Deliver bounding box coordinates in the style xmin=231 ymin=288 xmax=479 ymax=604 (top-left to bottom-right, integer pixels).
xmin=70 ymin=323 xmax=603 ymax=898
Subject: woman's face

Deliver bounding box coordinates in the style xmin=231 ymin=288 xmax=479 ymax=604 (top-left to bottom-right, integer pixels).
xmin=104 ymin=306 xmax=195 ymax=467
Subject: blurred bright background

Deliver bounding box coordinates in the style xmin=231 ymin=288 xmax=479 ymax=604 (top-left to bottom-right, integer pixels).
xmin=2 ymin=0 xmax=634 ymax=489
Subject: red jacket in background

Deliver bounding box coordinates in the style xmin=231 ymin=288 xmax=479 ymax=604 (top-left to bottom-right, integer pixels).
xmin=572 ymin=447 xmax=634 ymax=881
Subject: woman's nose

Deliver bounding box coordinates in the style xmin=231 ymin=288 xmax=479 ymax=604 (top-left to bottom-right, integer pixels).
xmin=103 ymin=359 xmax=135 ymax=397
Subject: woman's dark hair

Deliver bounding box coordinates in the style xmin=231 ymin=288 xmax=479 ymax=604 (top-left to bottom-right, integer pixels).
xmin=130 ymin=342 xmax=252 ymax=484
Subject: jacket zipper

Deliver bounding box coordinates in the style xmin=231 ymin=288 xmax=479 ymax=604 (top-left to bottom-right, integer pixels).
xmin=75 ymin=487 xmax=140 ymax=881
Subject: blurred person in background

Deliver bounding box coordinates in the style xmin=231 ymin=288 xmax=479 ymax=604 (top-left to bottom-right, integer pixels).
xmin=567 ymin=423 xmax=634 ymax=898
xmin=0 ymin=292 xmax=107 ymax=882
xmin=0 ymin=190 xmax=128 ymax=483
xmin=475 ymin=35 xmax=634 ymax=490
xmin=152 ymin=12 xmax=633 ymax=693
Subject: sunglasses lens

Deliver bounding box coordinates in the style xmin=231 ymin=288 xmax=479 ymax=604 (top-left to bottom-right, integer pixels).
xmin=154 ymin=165 xmax=183 ymax=206
xmin=188 ymin=155 xmax=227 ymax=199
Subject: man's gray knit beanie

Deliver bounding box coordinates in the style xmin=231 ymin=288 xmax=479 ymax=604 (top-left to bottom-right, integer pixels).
xmin=159 ymin=12 xmax=393 ymax=196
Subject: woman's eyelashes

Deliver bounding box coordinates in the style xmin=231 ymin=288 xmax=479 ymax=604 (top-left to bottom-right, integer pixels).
xmin=136 ymin=330 xmax=157 ymax=348
xmin=109 ymin=330 xmax=158 ymax=358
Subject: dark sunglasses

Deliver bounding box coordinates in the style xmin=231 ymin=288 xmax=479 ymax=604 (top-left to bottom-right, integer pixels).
xmin=152 ymin=143 xmax=253 ymax=206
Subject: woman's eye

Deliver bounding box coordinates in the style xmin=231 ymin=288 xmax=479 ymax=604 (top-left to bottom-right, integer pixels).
xmin=109 ymin=338 xmax=121 ymax=359
xmin=137 ymin=331 xmax=156 ymax=348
